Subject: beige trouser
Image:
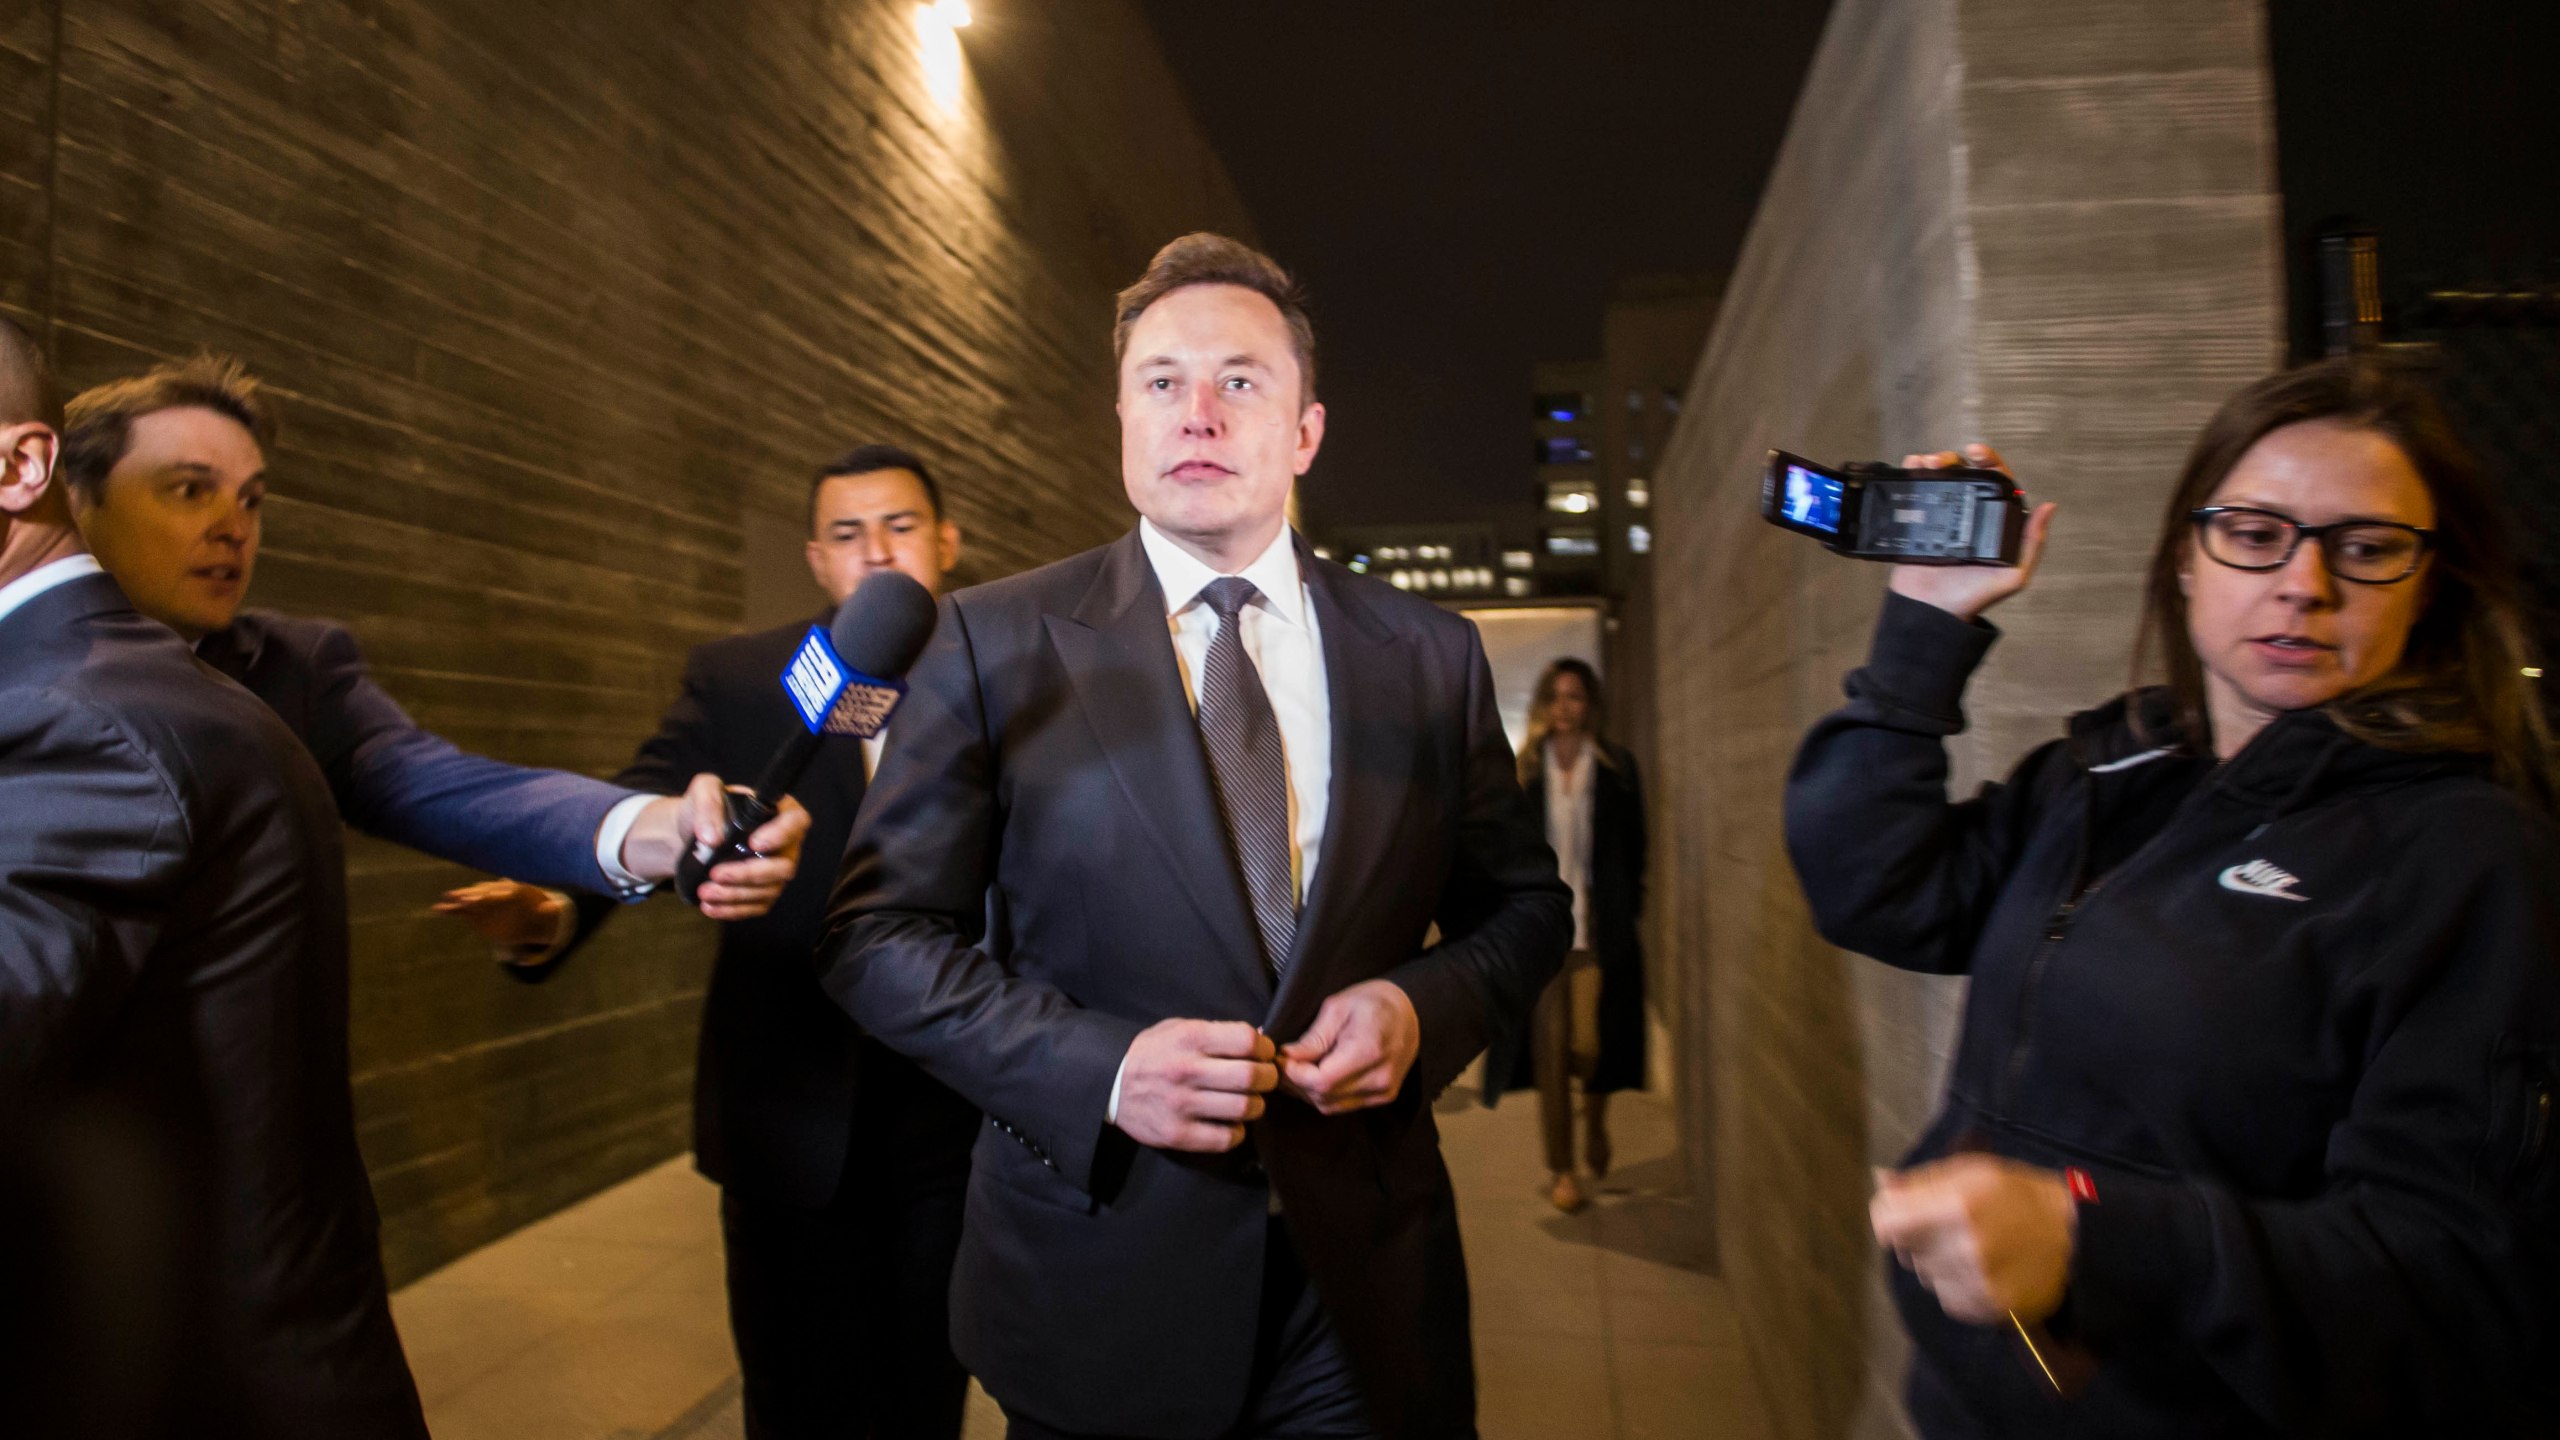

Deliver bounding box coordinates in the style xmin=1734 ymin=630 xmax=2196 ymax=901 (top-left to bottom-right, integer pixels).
xmin=1530 ymin=949 xmax=1599 ymax=1175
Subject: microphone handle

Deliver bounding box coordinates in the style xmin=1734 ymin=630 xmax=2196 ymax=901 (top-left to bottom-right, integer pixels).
xmin=675 ymin=789 xmax=779 ymax=907
xmin=673 ymin=726 xmax=826 ymax=906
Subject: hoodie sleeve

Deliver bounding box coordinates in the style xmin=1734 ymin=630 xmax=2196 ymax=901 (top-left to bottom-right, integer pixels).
xmin=1783 ymin=590 xmax=2071 ymax=974
xmin=2065 ymin=790 xmax=2560 ymax=1435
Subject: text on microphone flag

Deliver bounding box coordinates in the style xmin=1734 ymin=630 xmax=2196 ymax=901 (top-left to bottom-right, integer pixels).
xmin=781 ymin=627 xmax=852 ymax=733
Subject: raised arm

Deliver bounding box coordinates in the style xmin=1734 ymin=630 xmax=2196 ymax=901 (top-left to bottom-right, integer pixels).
xmin=301 ymin=622 xmax=640 ymax=894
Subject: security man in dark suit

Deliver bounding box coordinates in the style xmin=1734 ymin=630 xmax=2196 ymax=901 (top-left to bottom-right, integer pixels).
xmin=822 ymin=235 xmax=1570 ymax=1439
xmin=439 ymin=446 xmax=980 ymax=1439
xmin=59 ymin=354 xmax=808 ymax=930
xmin=0 ymin=318 xmax=426 ymax=1438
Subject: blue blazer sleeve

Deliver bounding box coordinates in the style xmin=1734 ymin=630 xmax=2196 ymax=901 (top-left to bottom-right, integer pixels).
xmin=296 ymin=622 xmax=640 ymax=894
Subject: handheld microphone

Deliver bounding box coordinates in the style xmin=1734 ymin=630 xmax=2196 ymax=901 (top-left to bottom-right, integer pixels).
xmin=674 ymin=568 xmax=940 ymax=906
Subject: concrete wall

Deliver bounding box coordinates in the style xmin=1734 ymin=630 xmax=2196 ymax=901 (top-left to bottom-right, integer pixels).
xmin=2 ymin=0 xmax=1248 ymax=1283
xmin=1647 ymin=0 xmax=2283 ymax=1433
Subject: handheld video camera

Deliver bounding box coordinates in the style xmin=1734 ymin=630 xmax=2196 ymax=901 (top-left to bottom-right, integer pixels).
xmin=1759 ymin=450 xmax=2027 ymax=565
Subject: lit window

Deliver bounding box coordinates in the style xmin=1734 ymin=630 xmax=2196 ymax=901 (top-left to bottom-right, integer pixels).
xmin=1547 ymin=533 xmax=1600 ymax=558
xmin=1626 ymin=478 xmax=1649 ymax=509
xmin=1313 ymin=545 xmax=1335 ymax=561
xmin=1629 ymin=524 xmax=1651 ymax=555
xmin=1661 ymin=390 xmax=1682 ymax=414
xmin=1537 ymin=436 xmax=1594 ymax=466
xmin=1502 ymin=549 xmax=1535 ymax=571
xmin=1534 ymin=391 xmax=1588 ymax=423
xmin=1503 ymin=576 xmax=1533 ymax=598
xmin=1548 ymin=489 xmax=1596 ymax=515
xmin=1626 ymin=389 xmax=1645 ymax=412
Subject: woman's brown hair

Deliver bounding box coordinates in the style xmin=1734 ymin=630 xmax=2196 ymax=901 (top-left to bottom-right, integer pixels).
xmin=1518 ymin=657 xmax=1609 ymax=785
xmin=2133 ymin=352 xmax=2556 ymax=807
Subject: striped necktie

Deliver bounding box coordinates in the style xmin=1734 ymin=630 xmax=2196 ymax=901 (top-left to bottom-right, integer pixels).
xmin=1195 ymin=577 xmax=1296 ymax=976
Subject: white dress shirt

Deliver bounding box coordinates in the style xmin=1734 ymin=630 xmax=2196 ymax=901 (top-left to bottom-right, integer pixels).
xmin=1543 ymin=737 xmax=1597 ymax=951
xmin=0 ymin=553 xmax=104 ymax=629
xmin=1110 ymin=521 xmax=1335 ymax=1128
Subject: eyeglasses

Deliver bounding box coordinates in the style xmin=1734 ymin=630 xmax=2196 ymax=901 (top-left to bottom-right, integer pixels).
xmin=2189 ymin=506 xmax=2434 ymax=585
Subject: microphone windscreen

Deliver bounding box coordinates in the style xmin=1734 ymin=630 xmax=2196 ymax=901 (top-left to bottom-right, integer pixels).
xmin=828 ymin=569 xmax=939 ymax=679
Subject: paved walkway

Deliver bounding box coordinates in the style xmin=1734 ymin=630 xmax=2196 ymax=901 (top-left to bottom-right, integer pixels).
xmin=391 ymin=1090 xmax=1767 ymax=1439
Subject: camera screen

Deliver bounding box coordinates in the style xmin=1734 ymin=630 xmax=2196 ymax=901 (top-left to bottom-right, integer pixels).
xmin=1782 ymin=464 xmax=1844 ymax=535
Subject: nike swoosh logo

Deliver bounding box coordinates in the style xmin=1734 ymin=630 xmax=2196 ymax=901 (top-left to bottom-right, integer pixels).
xmin=2219 ymin=865 xmax=2309 ymax=901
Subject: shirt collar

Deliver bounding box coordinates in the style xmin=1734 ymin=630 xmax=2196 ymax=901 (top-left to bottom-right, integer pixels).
xmin=1138 ymin=518 xmax=1306 ymax=629
xmin=0 ymin=553 xmax=104 ymax=630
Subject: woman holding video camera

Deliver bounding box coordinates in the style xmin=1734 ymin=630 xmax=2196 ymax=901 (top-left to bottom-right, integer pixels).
xmin=1787 ymin=354 xmax=2560 ymax=1437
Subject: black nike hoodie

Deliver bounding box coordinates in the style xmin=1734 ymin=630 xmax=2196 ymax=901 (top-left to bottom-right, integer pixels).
xmin=1786 ymin=591 xmax=2560 ymax=1438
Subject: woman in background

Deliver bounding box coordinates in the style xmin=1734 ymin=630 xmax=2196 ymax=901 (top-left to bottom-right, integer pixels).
xmin=1487 ymin=658 xmax=1649 ymax=1214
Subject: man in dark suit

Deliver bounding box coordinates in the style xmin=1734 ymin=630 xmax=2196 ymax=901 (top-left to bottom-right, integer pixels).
xmin=822 ymin=234 xmax=1571 ymax=1439
xmin=438 ymin=445 xmax=982 ymax=1439
xmin=59 ymin=354 xmax=806 ymax=927
xmin=0 ymin=317 xmax=427 ymax=1438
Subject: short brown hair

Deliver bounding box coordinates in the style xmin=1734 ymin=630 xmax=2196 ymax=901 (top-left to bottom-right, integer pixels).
xmin=0 ymin=314 xmax=59 ymax=430
xmin=1112 ymin=233 xmax=1317 ymax=405
xmin=2134 ymin=353 xmax=2556 ymax=807
xmin=61 ymin=353 xmax=278 ymax=502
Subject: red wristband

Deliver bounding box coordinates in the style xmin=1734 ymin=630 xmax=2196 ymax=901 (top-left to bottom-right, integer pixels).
xmin=2065 ymin=1166 xmax=2099 ymax=1204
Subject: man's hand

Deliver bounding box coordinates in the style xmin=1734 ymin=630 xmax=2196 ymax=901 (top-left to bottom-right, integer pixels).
xmin=613 ymin=773 xmax=812 ymax=922
xmin=1884 ymin=445 xmax=2058 ymax=623
xmin=1112 ymin=1020 xmax=1279 ymax=1153
xmin=1278 ymin=979 xmax=1420 ymax=1116
xmin=433 ymin=879 xmax=568 ymax=951
xmin=1870 ymin=1154 xmax=2078 ymax=1325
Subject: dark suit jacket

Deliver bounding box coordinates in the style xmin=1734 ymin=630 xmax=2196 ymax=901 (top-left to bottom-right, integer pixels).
xmin=197 ymin=609 xmax=638 ymax=893
xmin=1488 ymin=738 xmax=1650 ymax=1098
xmin=820 ymin=530 xmax=1571 ymax=1439
xmin=0 ymin=573 xmax=425 ymax=1439
xmin=527 ymin=616 xmax=974 ymax=1207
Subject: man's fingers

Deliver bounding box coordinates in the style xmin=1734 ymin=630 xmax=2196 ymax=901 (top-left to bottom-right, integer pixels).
xmin=745 ymin=798 xmax=811 ymax=860
xmin=705 ymin=855 xmax=796 ymax=889
xmin=680 ymin=772 xmax=728 ymax=846
xmin=1190 ymin=1020 xmax=1274 ymax=1061
xmin=1281 ymin=1000 xmax=1348 ymax=1063
xmin=1181 ymin=1057 xmax=1278 ymax=1095
xmin=1182 ymin=1090 xmax=1267 ymax=1124
xmin=1161 ymin=1121 xmax=1247 ymax=1153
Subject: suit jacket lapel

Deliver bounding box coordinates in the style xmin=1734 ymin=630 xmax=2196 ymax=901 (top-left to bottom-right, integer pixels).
xmin=1266 ymin=543 xmax=1414 ymax=1035
xmin=1046 ymin=531 xmax=1267 ymax=996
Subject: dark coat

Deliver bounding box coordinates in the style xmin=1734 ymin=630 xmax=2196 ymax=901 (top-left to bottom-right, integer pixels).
xmin=0 ymin=572 xmax=426 ymax=1439
xmin=196 ymin=608 xmax=637 ymax=894
xmin=1487 ymin=736 xmax=1649 ymax=1100
xmin=520 ymin=614 xmax=976 ymax=1208
xmin=819 ymin=529 xmax=1571 ymax=1439
xmin=1786 ymin=591 xmax=2560 ymax=1439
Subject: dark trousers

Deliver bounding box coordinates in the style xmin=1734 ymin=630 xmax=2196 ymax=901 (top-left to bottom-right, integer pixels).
xmin=1000 ymin=1218 xmax=1379 ymax=1440
xmin=723 ymin=1044 xmax=978 ymax=1440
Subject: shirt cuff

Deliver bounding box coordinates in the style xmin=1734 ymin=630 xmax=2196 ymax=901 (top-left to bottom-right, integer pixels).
xmin=1106 ymin=1050 xmax=1133 ymax=1126
xmin=593 ymin=793 xmax=661 ymax=898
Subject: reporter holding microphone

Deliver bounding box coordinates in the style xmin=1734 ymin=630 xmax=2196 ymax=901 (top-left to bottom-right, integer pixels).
xmin=1785 ymin=355 xmax=2560 ymax=1436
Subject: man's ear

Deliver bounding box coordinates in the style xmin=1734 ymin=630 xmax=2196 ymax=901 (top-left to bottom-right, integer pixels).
xmin=0 ymin=424 xmax=59 ymax=517
xmin=1293 ymin=400 xmax=1327 ymax=475
xmin=937 ymin=518 xmax=963 ymax=579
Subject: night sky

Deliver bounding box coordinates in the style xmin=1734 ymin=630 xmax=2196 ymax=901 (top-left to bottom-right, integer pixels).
xmin=1136 ymin=2 xmax=1836 ymax=538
